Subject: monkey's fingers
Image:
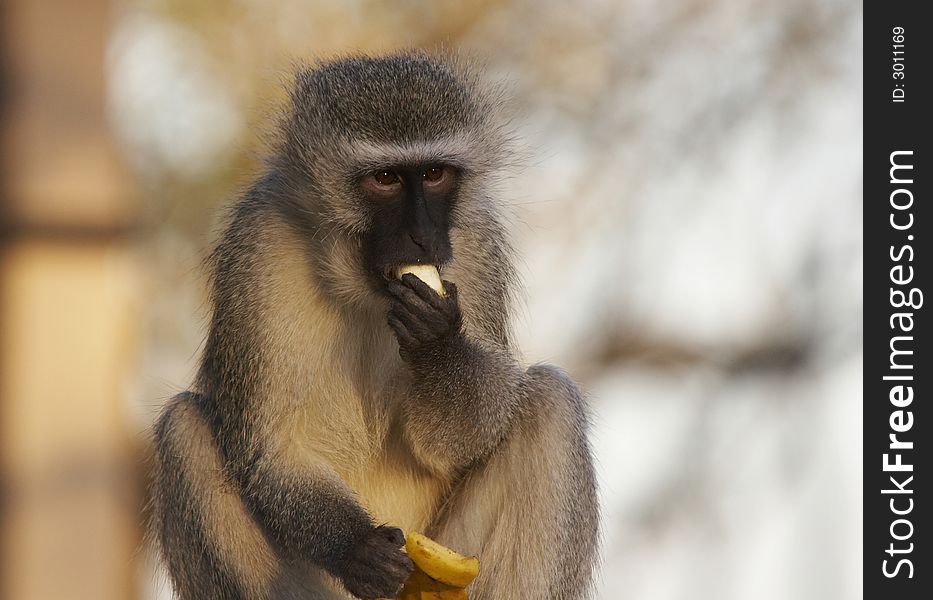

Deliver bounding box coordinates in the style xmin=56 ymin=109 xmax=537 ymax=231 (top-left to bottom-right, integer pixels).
xmin=440 ymin=281 xmax=459 ymax=302
xmin=389 ymin=305 xmax=441 ymax=346
xmin=387 ymin=312 xmax=418 ymax=350
xmin=439 ymin=281 xmax=462 ymax=322
xmin=373 ymin=524 xmax=406 ymax=547
xmin=339 ymin=526 xmax=413 ymax=599
xmin=400 ymin=273 xmax=448 ymax=310
xmin=391 ymin=297 xmax=449 ymax=335
xmin=386 ymin=280 xmax=445 ymax=320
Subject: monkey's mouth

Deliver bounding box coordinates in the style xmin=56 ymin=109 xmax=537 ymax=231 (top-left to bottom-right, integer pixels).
xmin=381 ymin=262 xmax=444 ymax=281
xmin=378 ymin=261 xmax=449 ymax=295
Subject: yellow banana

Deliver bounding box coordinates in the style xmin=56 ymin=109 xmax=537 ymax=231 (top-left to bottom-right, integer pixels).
xmin=404 ymin=532 xmax=479 ymax=588
xmin=398 ymin=566 xmax=468 ymax=600
xmin=395 ymin=264 xmax=446 ymax=296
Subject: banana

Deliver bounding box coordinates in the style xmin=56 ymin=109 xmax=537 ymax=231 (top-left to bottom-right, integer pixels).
xmin=398 ymin=566 xmax=468 ymax=600
xmin=404 ymin=532 xmax=479 ymax=589
xmin=395 ymin=264 xmax=445 ymax=296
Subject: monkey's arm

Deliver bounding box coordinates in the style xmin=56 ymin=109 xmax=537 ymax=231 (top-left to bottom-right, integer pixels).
xmin=217 ymin=426 xmax=413 ymax=598
xmin=250 ymin=466 xmax=412 ymax=597
xmin=406 ymin=334 xmax=526 ymax=471
xmin=387 ymin=275 xmax=530 ymax=472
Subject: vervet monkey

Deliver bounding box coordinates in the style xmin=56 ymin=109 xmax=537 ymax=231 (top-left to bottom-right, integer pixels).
xmin=153 ymin=52 xmax=599 ymax=600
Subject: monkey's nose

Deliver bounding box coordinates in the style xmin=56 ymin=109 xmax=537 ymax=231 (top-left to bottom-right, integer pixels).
xmin=409 ymin=232 xmax=428 ymax=252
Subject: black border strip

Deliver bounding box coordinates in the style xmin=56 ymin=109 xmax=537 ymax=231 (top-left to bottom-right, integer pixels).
xmin=865 ymin=2 xmax=929 ymax=596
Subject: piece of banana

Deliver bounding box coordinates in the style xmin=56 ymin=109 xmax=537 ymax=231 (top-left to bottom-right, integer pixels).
xmin=404 ymin=532 xmax=479 ymax=589
xmin=398 ymin=566 xmax=468 ymax=600
xmin=395 ymin=264 xmax=445 ymax=296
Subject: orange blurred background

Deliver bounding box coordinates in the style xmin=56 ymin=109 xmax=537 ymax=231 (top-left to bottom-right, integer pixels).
xmin=1 ymin=2 xmax=140 ymax=599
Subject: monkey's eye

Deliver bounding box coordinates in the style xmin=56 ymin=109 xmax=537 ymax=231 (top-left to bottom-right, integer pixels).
xmin=422 ymin=166 xmax=455 ymax=194
xmin=362 ymin=170 xmax=403 ymax=196
xmin=423 ymin=166 xmax=445 ymax=182
xmin=422 ymin=167 xmax=450 ymax=184
xmin=373 ymin=170 xmax=400 ymax=186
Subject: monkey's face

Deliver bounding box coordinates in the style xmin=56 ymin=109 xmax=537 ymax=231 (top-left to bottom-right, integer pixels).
xmin=281 ymin=54 xmax=509 ymax=306
xmin=356 ymin=163 xmax=458 ymax=290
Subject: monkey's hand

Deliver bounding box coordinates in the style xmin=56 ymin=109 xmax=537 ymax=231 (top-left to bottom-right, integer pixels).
xmin=334 ymin=525 xmax=413 ymax=599
xmin=387 ymin=274 xmax=462 ymax=362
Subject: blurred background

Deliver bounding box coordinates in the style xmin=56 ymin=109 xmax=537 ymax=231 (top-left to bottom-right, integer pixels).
xmin=0 ymin=1 xmax=862 ymax=599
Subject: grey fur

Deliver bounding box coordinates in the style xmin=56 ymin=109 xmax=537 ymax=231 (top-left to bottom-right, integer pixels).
xmin=152 ymin=52 xmax=599 ymax=600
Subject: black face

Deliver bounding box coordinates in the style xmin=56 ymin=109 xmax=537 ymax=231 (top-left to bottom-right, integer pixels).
xmin=358 ymin=163 xmax=458 ymax=288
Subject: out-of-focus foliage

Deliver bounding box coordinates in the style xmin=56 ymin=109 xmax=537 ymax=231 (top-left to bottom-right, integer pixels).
xmin=113 ymin=2 xmax=862 ymax=599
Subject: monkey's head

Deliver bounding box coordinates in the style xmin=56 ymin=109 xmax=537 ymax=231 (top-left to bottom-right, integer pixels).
xmin=276 ymin=52 xmax=511 ymax=310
